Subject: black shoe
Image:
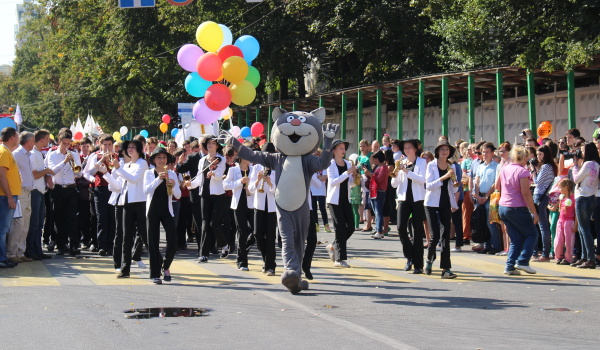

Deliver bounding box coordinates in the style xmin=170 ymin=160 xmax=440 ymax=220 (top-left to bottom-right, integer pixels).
xmin=98 ymin=249 xmax=108 ymax=256
xmin=152 ymin=278 xmax=162 ymax=284
xmin=89 ymin=245 xmax=98 ymax=252
xmin=56 ymin=248 xmax=66 ymax=256
xmin=477 ymin=249 xmax=490 ymax=254
xmin=464 ymin=239 xmax=470 ymax=245
xmin=441 ymin=269 xmax=457 ymax=279
xmin=163 ymin=273 xmax=171 ymax=282
xmin=413 ymin=268 xmax=423 ymax=274
xmin=0 ymin=261 xmax=17 ymax=268
xmin=304 ymin=270 xmax=313 ymax=280
xmin=69 ymin=249 xmax=79 ymax=257
xmin=403 ymin=260 xmax=413 ymax=271
xmin=117 ymin=272 xmax=130 ymax=278
xmin=47 ymin=241 xmax=55 ymax=252
xmin=210 ymin=247 xmax=218 ymax=255
xmin=40 ymin=254 xmax=53 ymax=260
xmin=198 ymin=256 xmax=208 ymax=263
xmin=487 ymin=249 xmax=500 ymax=255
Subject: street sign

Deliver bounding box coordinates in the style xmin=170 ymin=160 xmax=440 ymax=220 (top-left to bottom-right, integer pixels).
xmin=178 ymin=103 xmax=194 ymax=125
xmin=119 ymin=0 xmax=156 ymax=9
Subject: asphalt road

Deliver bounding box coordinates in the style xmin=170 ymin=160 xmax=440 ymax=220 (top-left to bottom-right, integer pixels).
xmin=1 ymin=228 xmax=599 ymax=350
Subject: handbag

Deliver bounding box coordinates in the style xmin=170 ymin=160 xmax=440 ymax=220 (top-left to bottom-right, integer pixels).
xmin=369 ymin=172 xmax=378 ymax=199
xmin=489 ymin=191 xmax=501 ymax=224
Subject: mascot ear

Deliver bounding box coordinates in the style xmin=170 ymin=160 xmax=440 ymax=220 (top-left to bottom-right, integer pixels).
xmin=310 ymin=107 xmax=326 ymax=123
xmin=273 ymin=107 xmax=287 ymax=122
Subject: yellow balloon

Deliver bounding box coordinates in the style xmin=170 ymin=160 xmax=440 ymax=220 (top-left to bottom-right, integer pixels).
xmin=223 ymin=114 xmax=231 ymax=120
xmin=196 ymin=21 xmax=223 ymax=53
xmin=222 ymin=56 xmax=249 ymax=84
xmin=113 ymin=131 xmax=121 ymax=140
xmin=230 ymin=80 xmax=256 ymax=106
xmin=227 ymin=108 xmax=233 ymax=118
xmin=160 ymin=122 xmax=168 ymax=133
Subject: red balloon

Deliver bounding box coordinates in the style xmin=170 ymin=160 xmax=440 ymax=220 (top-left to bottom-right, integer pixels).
xmin=196 ymin=52 xmax=223 ymax=81
xmin=162 ymin=114 xmax=171 ymax=124
xmin=73 ymin=131 xmax=83 ymax=140
xmin=251 ymin=122 xmax=264 ymax=137
xmin=204 ymin=84 xmax=232 ymax=111
xmin=237 ymin=138 xmax=245 ymax=143
xmin=218 ymin=45 xmax=244 ymax=62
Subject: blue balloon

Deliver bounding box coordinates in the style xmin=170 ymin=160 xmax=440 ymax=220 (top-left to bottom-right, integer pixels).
xmin=240 ymin=126 xmax=251 ymax=138
xmin=0 ymin=117 xmax=17 ymax=131
xmin=234 ymin=35 xmax=260 ymax=62
xmin=185 ymin=72 xmax=212 ymax=98
xmin=171 ymin=128 xmax=179 ymax=138
xmin=140 ymin=130 xmax=149 ymax=138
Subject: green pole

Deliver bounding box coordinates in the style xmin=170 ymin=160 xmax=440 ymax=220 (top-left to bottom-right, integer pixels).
xmin=567 ymin=70 xmax=576 ymax=129
xmin=245 ymin=109 xmax=250 ymax=127
xmin=441 ymin=77 xmax=449 ymax=137
xmin=357 ymin=90 xmax=363 ymax=145
xmin=319 ymin=97 xmax=324 ymax=108
xmin=527 ymin=69 xmax=537 ymax=130
xmin=376 ymin=88 xmax=382 ymax=142
xmin=292 ymin=102 xmax=297 ymax=112
xmin=267 ymin=106 xmax=273 ymax=141
xmin=237 ymin=110 xmax=242 ymax=126
xmin=255 ymin=107 xmax=260 ymax=123
xmin=418 ymin=80 xmax=425 ymax=143
xmin=468 ymin=74 xmax=475 ymax=143
xmin=496 ymin=70 xmax=505 ymax=144
xmin=397 ymin=85 xmax=403 ymax=140
xmin=341 ymin=94 xmax=347 ymax=140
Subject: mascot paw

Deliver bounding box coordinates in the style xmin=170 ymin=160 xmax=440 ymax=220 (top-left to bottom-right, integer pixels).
xmin=322 ymin=123 xmax=339 ymax=139
xmin=225 ymin=136 xmax=235 ymax=146
xmin=300 ymin=280 xmax=309 ymax=290
xmin=281 ymin=270 xmax=302 ymax=294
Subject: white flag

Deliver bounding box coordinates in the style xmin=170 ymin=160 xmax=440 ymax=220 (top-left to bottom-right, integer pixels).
xmin=70 ymin=122 xmax=75 ymax=132
xmin=14 ymin=105 xmax=22 ymax=125
xmin=83 ymin=115 xmax=92 ymax=134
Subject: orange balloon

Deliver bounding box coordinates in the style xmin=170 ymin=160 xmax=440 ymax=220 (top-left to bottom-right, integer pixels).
xmin=537 ymin=121 xmax=552 ymax=138
xmin=160 ymin=122 xmax=168 ymax=133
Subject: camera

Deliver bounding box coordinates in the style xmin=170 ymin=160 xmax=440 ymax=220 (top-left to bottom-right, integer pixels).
xmin=560 ymin=149 xmax=582 ymax=160
xmin=528 ymin=158 xmax=539 ymax=168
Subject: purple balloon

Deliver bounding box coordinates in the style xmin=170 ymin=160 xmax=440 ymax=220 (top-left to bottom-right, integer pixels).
xmin=193 ymin=98 xmax=221 ymax=125
xmin=177 ymin=44 xmax=204 ymax=72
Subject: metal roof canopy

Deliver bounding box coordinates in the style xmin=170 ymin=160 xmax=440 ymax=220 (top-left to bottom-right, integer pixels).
xmin=236 ymin=57 xmax=600 ymax=114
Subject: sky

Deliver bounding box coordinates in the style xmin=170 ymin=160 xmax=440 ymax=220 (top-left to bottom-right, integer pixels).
xmin=0 ymin=0 xmax=23 ymax=66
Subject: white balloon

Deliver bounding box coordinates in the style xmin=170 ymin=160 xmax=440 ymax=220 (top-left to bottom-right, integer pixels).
xmin=218 ymin=24 xmax=233 ymax=50
xmin=119 ymin=126 xmax=128 ymax=136
xmin=231 ymin=126 xmax=241 ymax=137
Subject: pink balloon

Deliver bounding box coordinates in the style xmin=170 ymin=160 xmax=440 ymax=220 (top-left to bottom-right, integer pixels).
xmin=162 ymin=114 xmax=171 ymax=124
xmin=251 ymin=122 xmax=264 ymax=137
xmin=177 ymin=44 xmax=204 ymax=72
xmin=204 ymin=84 xmax=232 ymax=111
xmin=231 ymin=126 xmax=241 ymax=137
xmin=193 ymin=98 xmax=221 ymax=125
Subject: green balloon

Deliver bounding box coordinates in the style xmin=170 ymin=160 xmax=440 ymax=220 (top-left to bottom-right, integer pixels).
xmin=246 ymin=66 xmax=260 ymax=88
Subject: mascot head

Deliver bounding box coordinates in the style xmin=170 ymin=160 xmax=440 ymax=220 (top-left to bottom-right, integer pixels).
xmin=270 ymin=107 xmax=325 ymax=156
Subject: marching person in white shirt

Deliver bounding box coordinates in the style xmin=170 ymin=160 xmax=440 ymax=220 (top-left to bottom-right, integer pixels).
xmin=248 ymin=142 xmax=277 ymax=275
xmin=26 ymin=129 xmax=54 ymax=260
xmin=223 ymin=156 xmax=255 ymax=271
xmin=47 ymin=131 xmax=82 ymax=256
xmin=424 ymin=139 xmax=459 ymax=279
xmin=111 ymin=140 xmax=149 ymax=278
xmin=185 ymin=135 xmax=227 ymax=263
xmin=391 ymin=139 xmax=426 ymax=274
xmin=325 ymin=139 xmax=357 ymax=268
xmin=144 ymin=148 xmax=181 ymax=284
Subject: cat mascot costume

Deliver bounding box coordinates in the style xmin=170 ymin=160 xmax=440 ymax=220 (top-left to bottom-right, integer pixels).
xmin=226 ymin=107 xmax=338 ymax=294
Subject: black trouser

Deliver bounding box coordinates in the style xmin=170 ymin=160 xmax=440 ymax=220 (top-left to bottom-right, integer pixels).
xmin=329 ymin=200 xmax=355 ymax=261
xmin=451 ymin=199 xmax=464 ymax=247
xmin=93 ymin=186 xmax=115 ymax=251
xmin=177 ymin=196 xmax=192 ymax=247
xmin=43 ymin=189 xmax=56 ymax=244
xmin=190 ymin=195 xmax=203 ymax=255
xmin=113 ymin=206 xmax=124 ymax=269
xmin=79 ymin=198 xmax=93 ymax=247
xmin=302 ymin=211 xmax=317 ymax=272
xmin=254 ymin=206 xmax=277 ymax=271
xmin=121 ymin=201 xmax=147 ymax=274
xmin=311 ymin=195 xmax=328 ymax=225
xmin=397 ymin=200 xmax=425 ymax=269
xmin=223 ymin=196 xmax=235 ymax=250
xmin=234 ymin=194 xmax=253 ymax=267
xmin=52 ymin=186 xmax=79 ymax=250
xmin=425 ymin=205 xmax=452 ymax=269
xmin=147 ymin=212 xmax=178 ymax=279
xmin=200 ymin=195 xmax=227 ymax=257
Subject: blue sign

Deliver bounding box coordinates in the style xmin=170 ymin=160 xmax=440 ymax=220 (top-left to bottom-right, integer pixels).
xmin=119 ymin=0 xmax=156 ymax=9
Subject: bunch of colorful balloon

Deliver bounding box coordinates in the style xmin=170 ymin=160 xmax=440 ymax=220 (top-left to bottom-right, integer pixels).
xmin=177 ymin=21 xmax=260 ymax=126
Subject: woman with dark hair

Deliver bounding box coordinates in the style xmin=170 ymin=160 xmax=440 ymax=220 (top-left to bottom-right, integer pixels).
xmin=391 ymin=139 xmax=426 ymax=274
xmin=325 ymin=140 xmax=357 ymax=267
xmin=366 ymin=150 xmax=389 ymax=239
xmin=111 ymin=140 xmax=149 ymax=278
xmin=382 ymin=149 xmax=396 ymax=235
xmin=532 ymin=145 xmax=558 ymax=261
xmin=571 ymin=142 xmax=600 ymax=268
xmin=424 ymin=140 xmax=459 ymax=278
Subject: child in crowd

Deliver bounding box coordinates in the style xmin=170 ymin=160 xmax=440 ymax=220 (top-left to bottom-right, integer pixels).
xmin=552 ymin=178 xmax=577 ymax=265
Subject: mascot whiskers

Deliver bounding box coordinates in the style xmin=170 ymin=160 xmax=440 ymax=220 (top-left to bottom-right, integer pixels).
xmin=227 ymin=107 xmax=338 ymax=294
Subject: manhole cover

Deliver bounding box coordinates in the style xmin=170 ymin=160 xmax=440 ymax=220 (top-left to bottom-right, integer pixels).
xmin=542 ymin=308 xmax=571 ymax=312
xmin=124 ymin=307 xmax=210 ymax=319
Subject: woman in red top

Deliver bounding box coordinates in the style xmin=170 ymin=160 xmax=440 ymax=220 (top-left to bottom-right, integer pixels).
xmin=366 ymin=151 xmax=389 ymax=239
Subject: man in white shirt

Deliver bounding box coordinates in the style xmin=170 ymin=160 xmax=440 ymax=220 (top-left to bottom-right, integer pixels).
xmin=47 ymin=131 xmax=82 ymax=256
xmin=6 ymin=132 xmax=36 ymax=263
xmin=26 ymin=130 xmax=53 ymax=260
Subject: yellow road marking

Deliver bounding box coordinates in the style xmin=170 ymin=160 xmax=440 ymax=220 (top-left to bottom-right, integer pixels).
xmin=313 ymin=258 xmax=418 ymax=283
xmin=166 ymin=260 xmax=231 ymax=285
xmin=0 ymin=261 xmax=60 ymax=287
xmin=67 ymin=258 xmax=149 ymax=285
xmin=486 ymin=254 xmax=600 ymax=280
xmin=213 ymin=258 xmax=286 ymax=284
